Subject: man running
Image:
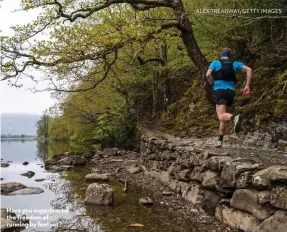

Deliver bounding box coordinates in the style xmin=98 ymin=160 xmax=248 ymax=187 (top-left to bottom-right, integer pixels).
xmin=206 ymin=48 xmax=252 ymax=148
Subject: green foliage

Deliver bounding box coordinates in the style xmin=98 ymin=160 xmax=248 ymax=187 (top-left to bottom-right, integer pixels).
xmin=36 ymin=114 xmax=50 ymax=138
xmin=3 ymin=0 xmax=287 ymax=141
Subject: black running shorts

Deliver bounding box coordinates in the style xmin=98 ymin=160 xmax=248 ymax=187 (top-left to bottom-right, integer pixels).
xmin=213 ymin=89 xmax=235 ymax=107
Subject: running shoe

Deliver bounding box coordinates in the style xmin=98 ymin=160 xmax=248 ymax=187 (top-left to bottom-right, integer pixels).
xmin=234 ymin=114 xmax=242 ymax=133
xmin=215 ymin=140 xmax=222 ymax=148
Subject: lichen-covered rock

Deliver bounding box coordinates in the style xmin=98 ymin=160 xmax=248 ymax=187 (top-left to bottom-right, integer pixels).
xmin=258 ymin=190 xmax=271 ymax=204
xmin=270 ymin=186 xmax=287 ymax=209
xmin=85 ymin=173 xmax=109 ymax=181
xmin=84 ymin=183 xmax=114 ymax=206
xmin=254 ymin=210 xmax=287 ymax=232
xmin=252 ymin=165 xmax=287 ymax=189
xmin=1 ymin=182 xmax=27 ymax=194
xmin=221 ymin=160 xmax=259 ymax=188
xmin=236 ymin=171 xmax=253 ymax=188
xmin=230 ymin=189 xmax=270 ymax=220
xmin=215 ymin=205 xmax=260 ymax=231
xmin=202 ymin=170 xmax=219 ymax=189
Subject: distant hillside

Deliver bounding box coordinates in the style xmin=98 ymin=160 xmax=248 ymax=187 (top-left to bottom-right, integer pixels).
xmin=1 ymin=113 xmax=40 ymax=136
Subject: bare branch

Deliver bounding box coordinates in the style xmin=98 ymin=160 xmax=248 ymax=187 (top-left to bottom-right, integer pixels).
xmin=39 ymin=0 xmax=174 ymax=22
xmin=137 ymin=56 xmax=166 ymax=66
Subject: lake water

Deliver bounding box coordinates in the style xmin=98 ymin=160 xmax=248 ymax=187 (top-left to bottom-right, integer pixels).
xmin=1 ymin=140 xmax=194 ymax=232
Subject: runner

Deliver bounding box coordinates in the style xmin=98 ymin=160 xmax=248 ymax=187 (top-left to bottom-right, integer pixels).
xmin=205 ymin=48 xmax=252 ymax=148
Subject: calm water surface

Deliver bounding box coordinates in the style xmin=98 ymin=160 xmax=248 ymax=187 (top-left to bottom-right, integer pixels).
xmin=1 ymin=140 xmax=195 ymax=232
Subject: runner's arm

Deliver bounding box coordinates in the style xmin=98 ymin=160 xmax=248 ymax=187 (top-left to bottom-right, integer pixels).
xmin=241 ymin=65 xmax=252 ymax=95
xmin=241 ymin=65 xmax=252 ymax=88
xmin=206 ymin=68 xmax=214 ymax=85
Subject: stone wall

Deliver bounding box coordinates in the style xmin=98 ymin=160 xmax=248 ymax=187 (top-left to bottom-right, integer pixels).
xmin=140 ymin=131 xmax=287 ymax=232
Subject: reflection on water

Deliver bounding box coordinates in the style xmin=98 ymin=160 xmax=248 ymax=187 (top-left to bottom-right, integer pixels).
xmin=1 ymin=140 xmax=194 ymax=232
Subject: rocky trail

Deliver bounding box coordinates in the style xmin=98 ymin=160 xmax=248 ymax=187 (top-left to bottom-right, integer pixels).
xmin=1 ymin=127 xmax=287 ymax=231
xmin=44 ymin=127 xmax=287 ymax=231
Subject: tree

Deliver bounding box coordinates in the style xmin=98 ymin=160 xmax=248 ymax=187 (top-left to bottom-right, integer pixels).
xmin=1 ymin=0 xmax=209 ymax=91
xmin=36 ymin=114 xmax=50 ymax=138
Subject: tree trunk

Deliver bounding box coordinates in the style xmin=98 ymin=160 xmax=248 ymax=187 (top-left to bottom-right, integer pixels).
xmin=160 ymin=43 xmax=171 ymax=108
xmin=172 ymin=0 xmax=209 ymax=72
xmin=152 ymin=70 xmax=159 ymax=111
xmin=172 ymin=0 xmax=214 ymax=105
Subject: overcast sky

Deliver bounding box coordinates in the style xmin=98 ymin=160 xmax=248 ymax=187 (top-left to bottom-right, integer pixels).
xmin=0 ymin=0 xmax=55 ymax=115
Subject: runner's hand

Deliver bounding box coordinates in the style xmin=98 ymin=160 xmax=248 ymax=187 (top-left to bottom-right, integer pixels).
xmin=242 ymin=86 xmax=250 ymax=96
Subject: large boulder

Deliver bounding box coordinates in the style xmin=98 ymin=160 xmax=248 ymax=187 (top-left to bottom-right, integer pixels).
xmin=8 ymin=187 xmax=44 ymax=196
xmin=85 ymin=173 xmax=109 ymax=181
xmin=254 ymin=210 xmax=287 ymax=232
xmin=220 ymin=160 xmax=259 ymax=188
xmin=270 ymin=186 xmax=287 ymax=209
xmin=84 ymin=183 xmax=114 ymax=206
xmin=201 ymin=170 xmax=219 ymax=189
xmin=215 ymin=205 xmax=260 ymax=231
xmin=1 ymin=182 xmax=27 ymax=194
xmin=0 ymin=162 xmax=9 ymax=168
xmin=252 ymin=165 xmax=287 ymax=189
xmin=230 ymin=189 xmax=270 ymax=220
